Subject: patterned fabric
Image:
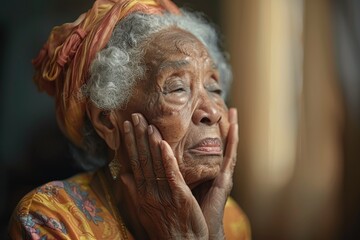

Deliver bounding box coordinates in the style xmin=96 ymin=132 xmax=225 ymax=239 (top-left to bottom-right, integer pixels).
xmin=8 ymin=172 xmax=251 ymax=239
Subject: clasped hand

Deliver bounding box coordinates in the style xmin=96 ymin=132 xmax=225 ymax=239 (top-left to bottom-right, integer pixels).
xmin=120 ymin=109 xmax=238 ymax=240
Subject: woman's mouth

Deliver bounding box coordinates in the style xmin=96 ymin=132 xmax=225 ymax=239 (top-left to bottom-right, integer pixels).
xmin=188 ymin=138 xmax=223 ymax=155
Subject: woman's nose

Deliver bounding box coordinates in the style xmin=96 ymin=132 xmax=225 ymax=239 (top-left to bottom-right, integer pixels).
xmin=192 ymin=96 xmax=222 ymax=125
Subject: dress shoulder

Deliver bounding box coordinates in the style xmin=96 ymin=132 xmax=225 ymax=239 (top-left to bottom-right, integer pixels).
xmin=224 ymin=197 xmax=252 ymax=240
xmin=8 ymin=172 xmax=112 ymax=240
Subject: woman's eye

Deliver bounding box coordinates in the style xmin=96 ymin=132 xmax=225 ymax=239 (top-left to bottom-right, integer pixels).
xmin=162 ymin=76 xmax=188 ymax=95
xmin=172 ymin=88 xmax=186 ymax=93
xmin=207 ymin=85 xmax=222 ymax=95
xmin=207 ymin=74 xmax=222 ymax=95
xmin=211 ymin=89 xmax=223 ymax=95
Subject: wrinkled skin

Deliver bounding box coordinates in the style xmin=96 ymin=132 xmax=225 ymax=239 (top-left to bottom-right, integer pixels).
xmin=106 ymin=27 xmax=238 ymax=239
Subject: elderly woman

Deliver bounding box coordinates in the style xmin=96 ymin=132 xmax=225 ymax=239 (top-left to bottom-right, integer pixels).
xmin=8 ymin=0 xmax=250 ymax=239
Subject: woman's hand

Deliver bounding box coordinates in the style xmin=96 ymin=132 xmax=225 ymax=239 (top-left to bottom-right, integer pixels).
xmin=120 ymin=108 xmax=238 ymax=240
xmin=194 ymin=108 xmax=239 ymax=239
xmin=121 ymin=113 xmax=209 ymax=239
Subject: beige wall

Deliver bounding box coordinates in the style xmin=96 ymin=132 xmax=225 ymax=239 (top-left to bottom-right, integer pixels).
xmin=222 ymin=0 xmax=344 ymax=238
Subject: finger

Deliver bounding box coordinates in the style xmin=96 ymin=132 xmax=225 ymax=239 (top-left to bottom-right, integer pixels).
xmin=148 ymin=125 xmax=166 ymax=178
xmin=160 ymin=140 xmax=191 ymax=196
xmin=228 ymin=107 xmax=238 ymax=125
xmin=132 ymin=113 xmax=156 ymax=181
xmin=120 ymin=173 xmax=138 ymax=206
xmin=223 ymin=108 xmax=239 ymax=173
xmin=124 ymin=120 xmax=145 ymax=192
xmin=223 ymin=123 xmax=238 ymax=173
xmin=148 ymin=125 xmax=169 ymax=190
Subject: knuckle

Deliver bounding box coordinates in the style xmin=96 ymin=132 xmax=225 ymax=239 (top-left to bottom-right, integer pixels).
xmin=153 ymin=161 xmax=164 ymax=173
xmin=138 ymin=153 xmax=149 ymax=165
xmin=130 ymin=158 xmax=141 ymax=171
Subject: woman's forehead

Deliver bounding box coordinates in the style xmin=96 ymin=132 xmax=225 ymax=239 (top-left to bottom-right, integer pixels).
xmin=144 ymin=28 xmax=215 ymax=70
xmin=146 ymin=28 xmax=209 ymax=57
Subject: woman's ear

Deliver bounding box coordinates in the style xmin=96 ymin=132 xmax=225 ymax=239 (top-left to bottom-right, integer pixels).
xmin=86 ymin=103 xmax=120 ymax=151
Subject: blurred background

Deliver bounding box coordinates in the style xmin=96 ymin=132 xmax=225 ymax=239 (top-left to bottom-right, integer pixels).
xmin=0 ymin=0 xmax=359 ymax=239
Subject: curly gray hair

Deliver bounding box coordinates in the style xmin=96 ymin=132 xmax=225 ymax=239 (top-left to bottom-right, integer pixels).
xmin=75 ymin=10 xmax=232 ymax=170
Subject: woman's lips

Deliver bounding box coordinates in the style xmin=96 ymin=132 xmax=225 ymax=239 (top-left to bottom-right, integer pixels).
xmin=188 ymin=138 xmax=223 ymax=155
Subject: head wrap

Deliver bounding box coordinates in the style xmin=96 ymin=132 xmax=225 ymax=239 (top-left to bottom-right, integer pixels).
xmin=33 ymin=0 xmax=180 ymax=147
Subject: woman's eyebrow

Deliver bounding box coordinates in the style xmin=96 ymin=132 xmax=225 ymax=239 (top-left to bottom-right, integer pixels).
xmin=158 ymin=59 xmax=189 ymax=72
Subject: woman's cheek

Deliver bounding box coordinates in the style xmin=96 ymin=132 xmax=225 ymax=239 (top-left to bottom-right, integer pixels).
xmin=148 ymin=100 xmax=191 ymax=143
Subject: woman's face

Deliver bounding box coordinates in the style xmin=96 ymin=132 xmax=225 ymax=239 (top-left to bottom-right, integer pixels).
xmin=121 ymin=27 xmax=230 ymax=189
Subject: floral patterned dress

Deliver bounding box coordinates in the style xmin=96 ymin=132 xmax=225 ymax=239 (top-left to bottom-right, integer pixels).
xmin=8 ymin=172 xmax=251 ymax=239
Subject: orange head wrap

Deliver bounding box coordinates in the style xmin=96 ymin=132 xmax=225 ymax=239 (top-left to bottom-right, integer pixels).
xmin=32 ymin=0 xmax=180 ymax=147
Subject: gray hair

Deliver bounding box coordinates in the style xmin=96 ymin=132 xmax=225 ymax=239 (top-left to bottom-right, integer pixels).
xmin=76 ymin=10 xmax=232 ymax=171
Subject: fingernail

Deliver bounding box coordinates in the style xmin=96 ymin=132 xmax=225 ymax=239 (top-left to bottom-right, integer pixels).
xmin=131 ymin=114 xmax=139 ymax=126
xmin=148 ymin=125 xmax=153 ymax=135
xmin=124 ymin=121 xmax=131 ymax=133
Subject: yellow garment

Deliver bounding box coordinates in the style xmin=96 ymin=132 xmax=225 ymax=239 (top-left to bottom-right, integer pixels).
xmin=8 ymin=172 xmax=251 ymax=239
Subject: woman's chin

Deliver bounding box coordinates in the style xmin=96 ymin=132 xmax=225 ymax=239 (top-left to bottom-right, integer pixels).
xmin=184 ymin=164 xmax=221 ymax=190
